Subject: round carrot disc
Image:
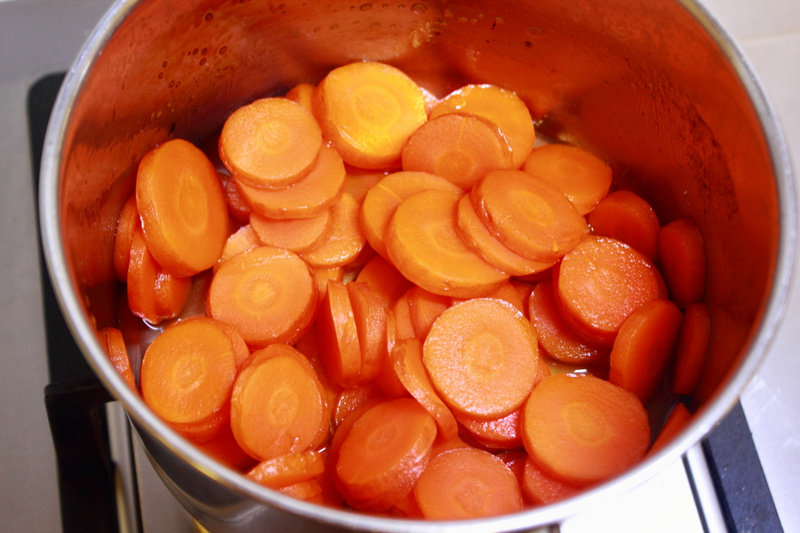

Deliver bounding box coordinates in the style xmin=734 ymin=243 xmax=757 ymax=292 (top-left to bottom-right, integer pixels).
xmin=423 ymin=298 xmax=540 ymax=419
xmin=207 ymin=245 xmax=318 ymax=346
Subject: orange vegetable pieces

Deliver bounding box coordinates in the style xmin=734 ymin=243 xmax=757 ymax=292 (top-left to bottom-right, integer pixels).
xmin=406 ymin=286 xmax=451 ymax=340
xmin=658 ymin=217 xmax=706 ymax=308
xmin=332 ymin=385 xmax=381 ymax=428
xmin=136 ymin=138 xmax=229 ymax=277
xmin=140 ymin=317 xmax=239 ymax=442
xmin=216 ymin=223 xmax=261 ymax=269
xmin=523 ymin=143 xmax=612 ymax=216
xmin=360 ymin=170 xmax=462 ymax=259
xmin=354 ymin=254 xmax=412 ymax=308
xmin=313 ymin=61 xmax=428 ymax=169
xmin=285 ymin=82 xmax=316 ymax=112
xmin=113 ymin=194 xmax=138 ymax=282
xmin=98 ymin=327 xmax=137 ymax=391
xmin=346 ymin=281 xmax=388 ymax=381
xmin=671 ymin=302 xmax=711 ymax=396
xmin=127 ymin=224 xmax=191 ymax=324
xmin=219 ymin=97 xmax=322 ymax=190
xmin=301 ymin=193 xmax=366 ymax=268
xmin=430 ymin=84 xmax=536 ymax=168
xmin=529 ymin=279 xmax=607 ymax=365
xmin=343 ymin=167 xmax=387 ymax=204
xmin=236 ymin=142 xmax=345 ymax=220
xmin=520 ymin=456 xmax=580 ymax=506
xmin=609 ymin=299 xmax=683 ymax=403
xmin=385 ymin=189 xmax=508 ymax=298
xmin=219 ymin=172 xmax=252 ymax=224
xmin=316 ymin=279 xmax=362 ymax=387
xmin=423 ymin=298 xmax=540 ymax=418
xmin=588 ymin=190 xmax=660 ymax=260
xmin=335 ymin=398 xmax=437 ymax=512
xmin=207 ymin=246 xmax=318 ymax=346
xmin=472 ymin=169 xmax=589 ymax=264
xmin=649 ymin=402 xmax=692 ymax=455
xmin=555 ymin=236 xmax=663 ymax=346
xmin=455 ymin=193 xmax=555 ymax=277
xmin=391 ymin=338 xmax=459 ymax=442
xmin=249 ymin=207 xmax=331 ymax=254
xmin=522 ymin=374 xmax=650 ymax=486
xmin=401 ymin=113 xmax=514 ymax=189
xmin=413 ymin=447 xmax=523 ymax=520
xmin=230 ymin=344 xmax=328 ymax=461
xmin=456 ymin=407 xmax=523 ymax=450
xmin=245 ymin=449 xmax=326 ymax=489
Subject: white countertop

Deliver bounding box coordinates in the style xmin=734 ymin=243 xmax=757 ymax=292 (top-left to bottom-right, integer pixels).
xmin=1 ymin=1 xmax=798 ymax=532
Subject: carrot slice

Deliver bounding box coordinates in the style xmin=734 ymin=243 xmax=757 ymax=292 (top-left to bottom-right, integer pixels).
xmin=285 ymin=82 xmax=316 ymax=113
xmin=313 ymin=61 xmax=428 ymax=169
xmin=520 ymin=456 xmax=580 ymax=505
xmin=207 ymin=246 xmax=318 ymax=346
xmin=194 ymin=423 xmax=257 ymax=472
xmin=423 ymin=298 xmax=540 ymax=418
xmin=522 ymin=373 xmax=650 ymax=486
xmin=98 ymin=327 xmax=137 ymax=391
xmin=249 ymin=207 xmax=332 ymax=254
xmin=671 ymin=302 xmax=711 ymax=396
xmin=609 ymin=298 xmax=683 ymax=403
xmin=588 ymin=190 xmax=660 ymax=260
xmin=391 ymin=338 xmax=459 ymax=442
xmin=136 ymin=138 xmax=229 ymax=277
xmin=522 ymin=143 xmax=612 ymax=215
xmin=140 ymin=317 xmax=239 ymax=442
xmin=455 ymin=192 xmax=555 ymax=277
xmin=354 ymin=254 xmax=413 ymax=308
xmin=219 ymin=97 xmax=322 ymax=190
xmin=456 ymin=407 xmax=523 ymax=451
xmin=316 ymin=279 xmax=362 ymax=388
xmin=113 ymin=194 xmax=138 ymax=282
xmin=360 ymin=170 xmax=463 ymax=259
xmin=216 ymin=224 xmax=260 ymax=270
xmin=245 ymin=449 xmax=326 ymax=489
xmin=236 ymin=142 xmax=345 ymax=220
xmin=343 ymin=166 xmax=387 ymax=204
xmin=335 ymin=398 xmax=437 ymax=512
xmin=332 ymin=385 xmax=382 ymax=428
xmin=230 ymin=344 xmax=327 ymax=460
xmin=385 ymin=189 xmax=508 ymax=298
xmin=301 ymin=193 xmax=366 ymax=268
xmin=413 ymin=447 xmax=523 ymax=520
xmin=658 ymin=217 xmax=707 ymax=308
xmin=406 ymin=286 xmax=451 ymax=340
xmin=529 ymin=279 xmax=608 ymax=365
xmin=311 ymin=265 xmax=344 ymax=300
xmin=401 ymin=113 xmax=514 ymax=189
xmin=472 ymin=169 xmax=589 ymax=263
xmin=649 ymin=402 xmax=692 ymax=455
xmin=555 ymin=236 xmax=663 ymax=346
xmin=127 ymin=224 xmax=191 ymax=324
xmin=346 ymin=281 xmax=388 ymax=381
xmin=430 ymin=83 xmax=535 ymax=168
xmin=219 ymin=172 xmax=252 ymax=224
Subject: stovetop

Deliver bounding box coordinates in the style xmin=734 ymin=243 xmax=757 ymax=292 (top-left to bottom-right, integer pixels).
xmin=2 ymin=1 xmax=799 ymax=532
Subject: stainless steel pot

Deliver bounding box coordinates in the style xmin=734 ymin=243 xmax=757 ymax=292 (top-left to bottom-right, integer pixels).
xmin=39 ymin=0 xmax=796 ymax=531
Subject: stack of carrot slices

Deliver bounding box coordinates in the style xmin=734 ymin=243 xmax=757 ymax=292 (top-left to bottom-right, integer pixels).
xmin=104 ymin=60 xmax=711 ymax=520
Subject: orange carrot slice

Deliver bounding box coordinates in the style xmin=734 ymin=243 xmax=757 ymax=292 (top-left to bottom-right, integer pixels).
xmin=301 ymin=193 xmax=366 ymax=268
xmin=471 ymin=169 xmax=589 ymax=263
xmin=360 ymin=170 xmax=463 ymax=259
xmin=354 ymin=254 xmax=413 ymax=308
xmin=313 ymin=61 xmax=428 ymax=169
xmin=658 ymin=217 xmax=706 ymax=308
xmin=342 ymin=166 xmax=387 ymax=204
xmin=671 ymin=302 xmax=711 ymax=396
xmin=136 ymin=138 xmax=229 ymax=277
xmin=401 ymin=113 xmax=514 ymax=189
xmin=588 ymin=190 xmax=660 ymax=260
xmin=609 ymin=298 xmax=683 ymax=403
xmin=98 ymin=326 xmax=137 ymax=391
xmin=335 ymin=398 xmax=437 ymax=512
xmin=522 ymin=373 xmax=650 ymax=486
xmin=385 ymin=189 xmax=508 ymax=298
xmin=316 ymin=279 xmax=362 ymax=388
xmin=113 ymin=194 xmax=138 ymax=282
xmin=346 ymin=281 xmax=388 ymax=381
xmin=523 ymin=143 xmax=612 ymax=215
xmin=140 ymin=317 xmax=239 ymax=442
xmin=207 ymin=246 xmax=318 ymax=346
xmin=249 ymin=207 xmax=332 ymax=254
xmin=555 ymin=236 xmax=663 ymax=346
xmin=430 ymin=83 xmax=535 ymax=168
xmin=456 ymin=407 xmax=523 ymax=451
xmin=219 ymin=97 xmax=322 ymax=190
xmin=406 ymin=286 xmax=451 ymax=340
xmin=285 ymin=82 xmax=316 ymax=113
xmin=520 ymin=456 xmax=580 ymax=505
xmin=215 ymin=224 xmax=261 ymax=271
xmin=423 ymin=298 xmax=540 ymax=418
xmin=245 ymin=449 xmax=327 ymax=489
xmin=219 ymin=171 xmax=252 ymax=224
xmin=413 ymin=447 xmax=523 ymax=520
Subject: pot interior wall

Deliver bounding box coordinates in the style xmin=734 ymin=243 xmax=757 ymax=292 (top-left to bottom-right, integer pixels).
xmin=53 ymin=0 xmax=780 ymax=528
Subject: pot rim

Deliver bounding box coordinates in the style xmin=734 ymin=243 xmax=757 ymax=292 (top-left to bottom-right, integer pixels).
xmin=38 ymin=0 xmax=797 ymax=530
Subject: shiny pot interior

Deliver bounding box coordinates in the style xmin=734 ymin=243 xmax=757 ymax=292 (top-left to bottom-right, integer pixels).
xmin=40 ymin=0 xmax=796 ymax=531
